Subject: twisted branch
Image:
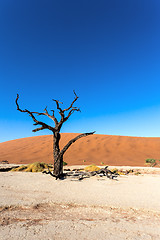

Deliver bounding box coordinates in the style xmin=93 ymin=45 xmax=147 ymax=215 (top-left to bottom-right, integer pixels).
xmin=60 ymin=131 xmax=95 ymax=157
xmin=16 ymin=91 xmax=84 ymax=133
xmin=31 ymin=106 xmax=58 ymax=125
xmin=62 ymin=90 xmax=79 ymax=112
xmin=16 ymin=94 xmax=55 ymax=133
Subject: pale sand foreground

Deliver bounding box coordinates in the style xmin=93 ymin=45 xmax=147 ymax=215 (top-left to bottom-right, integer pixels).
xmin=0 ymin=172 xmax=160 ymax=239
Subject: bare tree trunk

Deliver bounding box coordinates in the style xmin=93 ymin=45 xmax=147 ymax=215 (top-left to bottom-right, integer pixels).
xmin=53 ymin=132 xmax=95 ymax=178
xmin=16 ymin=92 xmax=95 ymax=179
xmin=53 ymin=132 xmax=63 ymax=177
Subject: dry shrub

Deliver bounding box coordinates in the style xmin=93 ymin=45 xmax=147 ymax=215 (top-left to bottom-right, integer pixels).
xmin=117 ymin=171 xmax=125 ymax=175
xmin=11 ymin=162 xmax=53 ymax=172
xmin=110 ymin=168 xmax=118 ymax=174
xmin=25 ymin=162 xmax=49 ymax=172
xmin=84 ymin=164 xmax=100 ymax=172
xmin=11 ymin=165 xmax=27 ymax=171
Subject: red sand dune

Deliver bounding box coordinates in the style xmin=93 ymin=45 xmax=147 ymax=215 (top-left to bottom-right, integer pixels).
xmin=0 ymin=133 xmax=160 ymax=166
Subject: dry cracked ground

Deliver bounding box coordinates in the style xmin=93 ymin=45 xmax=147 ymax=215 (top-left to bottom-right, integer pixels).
xmin=1 ymin=203 xmax=160 ymax=240
xmin=0 ymin=172 xmax=160 ymax=239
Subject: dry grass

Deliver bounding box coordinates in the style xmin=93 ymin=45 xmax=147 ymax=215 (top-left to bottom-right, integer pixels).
xmin=84 ymin=164 xmax=100 ymax=172
xmin=10 ymin=162 xmax=53 ymax=172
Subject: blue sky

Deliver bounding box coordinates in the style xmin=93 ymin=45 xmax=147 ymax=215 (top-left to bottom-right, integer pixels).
xmin=0 ymin=0 xmax=160 ymax=142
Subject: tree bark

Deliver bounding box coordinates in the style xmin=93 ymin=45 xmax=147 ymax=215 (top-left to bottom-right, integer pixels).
xmin=53 ymin=132 xmax=64 ymax=177
xmin=16 ymin=92 xmax=95 ymax=179
xmin=53 ymin=131 xmax=95 ymax=178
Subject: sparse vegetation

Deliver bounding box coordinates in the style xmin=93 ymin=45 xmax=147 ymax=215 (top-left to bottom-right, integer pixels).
xmin=110 ymin=168 xmax=135 ymax=175
xmin=8 ymin=163 xmax=151 ymax=178
xmin=63 ymin=161 xmax=67 ymax=166
xmin=110 ymin=168 xmax=118 ymax=174
xmin=11 ymin=161 xmax=68 ymax=172
xmin=13 ymin=165 xmax=27 ymax=171
xmin=111 ymin=168 xmax=125 ymax=175
xmin=117 ymin=171 xmax=125 ymax=175
xmin=145 ymin=159 xmax=157 ymax=167
xmin=11 ymin=162 xmax=52 ymax=172
xmin=84 ymin=164 xmax=100 ymax=172
xmin=134 ymin=171 xmax=141 ymax=175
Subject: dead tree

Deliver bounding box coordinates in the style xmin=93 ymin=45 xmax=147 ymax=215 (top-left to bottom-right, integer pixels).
xmin=15 ymin=91 xmax=95 ymax=179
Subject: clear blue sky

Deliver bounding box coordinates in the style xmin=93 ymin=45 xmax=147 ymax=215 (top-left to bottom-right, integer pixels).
xmin=0 ymin=0 xmax=160 ymax=142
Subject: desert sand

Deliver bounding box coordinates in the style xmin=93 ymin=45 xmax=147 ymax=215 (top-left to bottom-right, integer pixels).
xmin=1 ymin=134 xmax=160 ymax=239
xmin=1 ymin=133 xmax=160 ymax=166
xmin=0 ymin=172 xmax=160 ymax=240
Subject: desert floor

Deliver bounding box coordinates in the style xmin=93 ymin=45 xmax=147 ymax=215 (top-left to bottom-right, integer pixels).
xmin=1 ymin=134 xmax=160 ymax=239
xmin=1 ymin=171 xmax=160 ymax=240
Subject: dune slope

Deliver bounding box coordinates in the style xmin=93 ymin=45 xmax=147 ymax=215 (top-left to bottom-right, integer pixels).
xmin=0 ymin=133 xmax=160 ymax=166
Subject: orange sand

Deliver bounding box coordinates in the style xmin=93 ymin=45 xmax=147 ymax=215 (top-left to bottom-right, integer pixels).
xmin=0 ymin=133 xmax=160 ymax=166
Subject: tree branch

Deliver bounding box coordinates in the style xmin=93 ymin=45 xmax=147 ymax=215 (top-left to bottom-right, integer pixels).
xmin=16 ymin=91 xmax=82 ymax=133
xmin=62 ymin=90 xmax=79 ymax=112
xmin=52 ymin=99 xmax=63 ymax=113
xmin=32 ymin=126 xmax=45 ymax=132
xmin=64 ymin=107 xmax=81 ymax=122
xmin=59 ymin=91 xmax=81 ymax=124
xmin=52 ymin=99 xmax=65 ymax=127
xmin=16 ymin=94 xmax=55 ymax=133
xmin=31 ymin=106 xmax=58 ymax=126
xmin=60 ymin=131 xmax=95 ymax=157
